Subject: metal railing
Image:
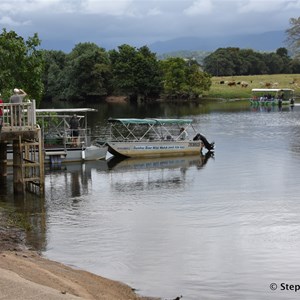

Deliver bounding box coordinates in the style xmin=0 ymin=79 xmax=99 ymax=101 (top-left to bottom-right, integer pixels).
xmin=0 ymin=100 xmax=37 ymax=131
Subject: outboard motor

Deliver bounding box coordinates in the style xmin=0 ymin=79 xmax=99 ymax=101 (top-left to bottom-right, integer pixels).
xmin=193 ymin=133 xmax=215 ymax=151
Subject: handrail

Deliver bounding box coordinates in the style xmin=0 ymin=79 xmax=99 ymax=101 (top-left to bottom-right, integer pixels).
xmin=0 ymin=100 xmax=37 ymax=131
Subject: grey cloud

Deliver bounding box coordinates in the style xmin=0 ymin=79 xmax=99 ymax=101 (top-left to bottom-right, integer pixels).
xmin=0 ymin=0 xmax=294 ymax=51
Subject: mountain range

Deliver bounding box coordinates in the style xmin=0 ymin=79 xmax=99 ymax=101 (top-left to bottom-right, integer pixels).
xmin=148 ymin=30 xmax=286 ymax=54
xmin=41 ymin=30 xmax=286 ymax=55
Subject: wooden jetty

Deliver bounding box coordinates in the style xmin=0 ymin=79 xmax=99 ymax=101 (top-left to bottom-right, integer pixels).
xmin=0 ymin=101 xmax=44 ymax=194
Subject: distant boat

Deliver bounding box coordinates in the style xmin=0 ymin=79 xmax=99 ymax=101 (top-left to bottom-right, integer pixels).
xmin=106 ymin=118 xmax=214 ymax=158
xmin=250 ymin=88 xmax=295 ymax=106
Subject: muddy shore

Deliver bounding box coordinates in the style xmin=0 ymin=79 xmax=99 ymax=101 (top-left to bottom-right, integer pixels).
xmin=0 ymin=210 xmax=159 ymax=300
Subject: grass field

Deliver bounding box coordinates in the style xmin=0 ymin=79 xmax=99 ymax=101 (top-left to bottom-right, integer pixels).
xmin=205 ymin=74 xmax=300 ymax=100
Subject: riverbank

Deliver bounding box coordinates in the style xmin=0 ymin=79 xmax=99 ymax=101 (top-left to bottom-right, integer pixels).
xmin=206 ymin=74 xmax=300 ymax=100
xmin=0 ymin=211 xmax=159 ymax=300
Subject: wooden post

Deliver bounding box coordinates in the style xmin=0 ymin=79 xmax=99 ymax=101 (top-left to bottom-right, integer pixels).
xmin=13 ymin=138 xmax=24 ymax=194
xmin=38 ymin=128 xmax=45 ymax=194
xmin=0 ymin=142 xmax=7 ymax=177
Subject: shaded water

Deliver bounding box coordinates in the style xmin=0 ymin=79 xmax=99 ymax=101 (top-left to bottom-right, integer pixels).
xmin=2 ymin=100 xmax=300 ymax=299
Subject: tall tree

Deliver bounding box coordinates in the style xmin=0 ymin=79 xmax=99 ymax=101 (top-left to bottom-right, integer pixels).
xmin=42 ymin=50 xmax=68 ymax=101
xmin=0 ymin=29 xmax=44 ymax=103
xmin=64 ymin=43 xmax=112 ymax=101
xmin=109 ymin=44 xmax=162 ymax=102
xmin=286 ymin=17 xmax=300 ymax=58
xmin=160 ymin=57 xmax=211 ymax=99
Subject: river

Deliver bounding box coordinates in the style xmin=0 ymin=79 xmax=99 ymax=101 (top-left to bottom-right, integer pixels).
xmin=1 ymin=100 xmax=300 ymax=299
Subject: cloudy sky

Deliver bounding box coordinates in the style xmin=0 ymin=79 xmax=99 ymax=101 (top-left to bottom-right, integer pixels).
xmin=0 ymin=0 xmax=298 ymax=52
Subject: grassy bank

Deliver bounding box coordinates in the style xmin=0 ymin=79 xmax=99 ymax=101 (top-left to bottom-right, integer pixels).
xmin=204 ymin=74 xmax=300 ymax=100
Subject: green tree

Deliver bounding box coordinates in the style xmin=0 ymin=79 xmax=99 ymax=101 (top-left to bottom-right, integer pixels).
xmin=160 ymin=57 xmax=186 ymax=97
xmin=286 ymin=17 xmax=300 ymax=58
xmin=160 ymin=57 xmax=211 ymax=99
xmin=64 ymin=43 xmax=112 ymax=101
xmin=109 ymin=44 xmax=162 ymax=102
xmin=203 ymin=48 xmax=239 ymax=76
xmin=0 ymin=29 xmax=44 ymax=103
xmin=42 ymin=50 xmax=68 ymax=101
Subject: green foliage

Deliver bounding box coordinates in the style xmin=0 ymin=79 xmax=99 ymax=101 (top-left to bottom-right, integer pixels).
xmin=203 ymin=47 xmax=295 ymax=76
xmin=42 ymin=43 xmax=112 ymax=102
xmin=42 ymin=50 xmax=68 ymax=101
xmin=109 ymin=44 xmax=162 ymax=101
xmin=0 ymin=29 xmax=44 ymax=104
xmin=160 ymin=57 xmax=211 ymax=99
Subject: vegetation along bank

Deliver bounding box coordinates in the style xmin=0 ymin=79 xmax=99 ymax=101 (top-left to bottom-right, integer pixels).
xmin=0 ymin=17 xmax=300 ymax=105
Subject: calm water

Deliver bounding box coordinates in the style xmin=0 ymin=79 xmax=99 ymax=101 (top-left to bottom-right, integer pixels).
xmin=2 ymin=101 xmax=300 ymax=299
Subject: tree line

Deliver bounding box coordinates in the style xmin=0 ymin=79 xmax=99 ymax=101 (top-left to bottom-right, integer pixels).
xmin=203 ymin=47 xmax=300 ymax=76
xmin=0 ymin=17 xmax=299 ymax=105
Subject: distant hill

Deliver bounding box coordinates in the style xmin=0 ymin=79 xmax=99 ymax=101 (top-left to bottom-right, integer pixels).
xmin=149 ymin=30 xmax=286 ymax=54
xmin=40 ymin=30 xmax=286 ymax=57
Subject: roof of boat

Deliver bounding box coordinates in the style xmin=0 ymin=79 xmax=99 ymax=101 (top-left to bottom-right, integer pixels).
xmin=108 ymin=118 xmax=194 ymax=125
xmin=251 ymin=88 xmax=294 ymax=92
xmin=36 ymin=108 xmax=97 ymax=113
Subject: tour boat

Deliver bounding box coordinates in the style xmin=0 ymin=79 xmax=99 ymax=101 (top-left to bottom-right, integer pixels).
xmin=250 ymin=88 xmax=295 ymax=106
xmin=106 ymin=118 xmax=214 ymax=158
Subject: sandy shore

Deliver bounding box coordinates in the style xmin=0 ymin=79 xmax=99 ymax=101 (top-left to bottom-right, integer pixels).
xmin=0 ymin=213 xmax=159 ymax=300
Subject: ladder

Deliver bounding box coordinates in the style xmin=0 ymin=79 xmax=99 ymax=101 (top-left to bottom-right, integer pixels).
xmin=13 ymin=128 xmax=44 ymax=194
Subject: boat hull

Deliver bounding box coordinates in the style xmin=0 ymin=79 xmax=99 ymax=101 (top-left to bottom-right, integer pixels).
xmin=44 ymin=145 xmax=107 ymax=163
xmin=7 ymin=145 xmax=107 ymax=164
xmin=107 ymin=140 xmax=202 ymax=158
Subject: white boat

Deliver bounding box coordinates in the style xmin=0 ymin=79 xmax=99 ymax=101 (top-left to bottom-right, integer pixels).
xmin=1 ymin=104 xmax=106 ymax=165
xmin=37 ymin=108 xmax=107 ymax=163
xmin=250 ymin=88 xmax=295 ymax=106
xmin=106 ymin=118 xmax=214 ymax=158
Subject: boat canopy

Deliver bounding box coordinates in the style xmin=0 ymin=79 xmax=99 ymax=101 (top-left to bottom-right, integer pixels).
xmin=108 ymin=118 xmax=194 ymax=125
xmin=251 ymin=88 xmax=294 ymax=93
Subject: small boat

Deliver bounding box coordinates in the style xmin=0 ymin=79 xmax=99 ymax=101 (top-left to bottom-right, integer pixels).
xmin=37 ymin=108 xmax=107 ymax=163
xmin=106 ymin=118 xmax=214 ymax=158
xmin=2 ymin=104 xmax=106 ymax=165
xmin=250 ymin=88 xmax=295 ymax=106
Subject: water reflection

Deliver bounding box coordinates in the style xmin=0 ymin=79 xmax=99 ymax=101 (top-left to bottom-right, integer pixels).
xmin=107 ymin=152 xmax=212 ymax=171
xmin=45 ymin=161 xmax=109 ymax=199
xmin=106 ymin=153 xmax=213 ymax=193
xmin=44 ymin=153 xmax=212 ymax=199
xmin=250 ymin=104 xmax=294 ymax=113
xmin=0 ymin=173 xmax=47 ymax=251
xmin=3 ymin=100 xmax=300 ymax=300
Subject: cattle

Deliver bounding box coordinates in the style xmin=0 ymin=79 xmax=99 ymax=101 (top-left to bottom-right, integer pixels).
xmin=265 ymin=82 xmax=272 ymax=88
xmin=241 ymin=81 xmax=248 ymax=88
xmin=227 ymin=81 xmax=236 ymax=86
xmin=219 ymin=80 xmax=225 ymax=84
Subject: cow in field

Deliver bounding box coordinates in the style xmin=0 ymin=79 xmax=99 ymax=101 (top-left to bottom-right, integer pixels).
xmin=227 ymin=81 xmax=236 ymax=86
xmin=241 ymin=81 xmax=248 ymax=88
xmin=265 ymin=82 xmax=272 ymax=88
